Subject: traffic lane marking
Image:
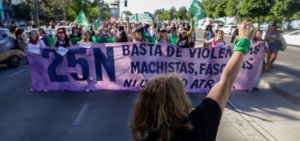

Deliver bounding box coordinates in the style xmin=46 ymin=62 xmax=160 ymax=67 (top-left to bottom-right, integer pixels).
xmin=8 ymin=70 xmax=25 ymax=77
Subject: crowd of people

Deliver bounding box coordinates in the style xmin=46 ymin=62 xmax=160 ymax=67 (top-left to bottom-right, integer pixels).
xmin=1 ymin=18 xmax=282 ymax=92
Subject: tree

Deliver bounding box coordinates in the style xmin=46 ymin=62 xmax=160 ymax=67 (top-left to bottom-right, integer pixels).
xmin=225 ymin=0 xmax=239 ymax=17
xmin=271 ymin=0 xmax=300 ymax=31
xmin=213 ymin=0 xmax=228 ymax=24
xmin=169 ymin=7 xmax=177 ymax=20
xmin=123 ymin=10 xmax=133 ymax=16
xmin=154 ymin=9 xmax=162 ymax=16
xmin=240 ymin=0 xmax=272 ymax=28
xmin=228 ymin=22 xmax=235 ymax=25
xmin=159 ymin=11 xmax=171 ymax=21
xmin=201 ymin=0 xmax=218 ymax=19
xmin=15 ymin=2 xmax=31 ymax=21
xmin=176 ymin=6 xmax=187 ymax=20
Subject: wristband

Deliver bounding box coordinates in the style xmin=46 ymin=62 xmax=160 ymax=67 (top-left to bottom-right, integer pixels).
xmin=154 ymin=25 xmax=158 ymax=29
xmin=190 ymin=22 xmax=195 ymax=26
xmin=233 ymin=38 xmax=251 ymax=54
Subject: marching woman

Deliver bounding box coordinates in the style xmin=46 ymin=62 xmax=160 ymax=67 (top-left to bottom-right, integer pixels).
xmin=51 ymin=29 xmax=73 ymax=50
xmin=112 ymin=30 xmax=131 ymax=42
xmin=26 ymin=30 xmax=46 ymax=50
xmin=204 ymin=25 xmax=214 ymax=41
xmin=176 ymin=19 xmax=195 ymax=48
xmin=38 ymin=28 xmax=50 ymax=48
xmin=69 ymin=27 xmax=82 ymax=38
xmin=126 ymin=17 xmax=149 ymax=43
xmin=252 ymin=30 xmax=269 ymax=90
xmin=205 ymin=30 xmax=230 ymax=48
xmin=130 ymin=21 xmax=256 ymax=141
xmin=264 ymin=22 xmax=281 ymax=71
xmin=14 ymin=28 xmax=28 ymax=65
xmin=153 ymin=19 xmax=173 ymax=45
xmin=78 ymin=31 xmax=94 ymax=44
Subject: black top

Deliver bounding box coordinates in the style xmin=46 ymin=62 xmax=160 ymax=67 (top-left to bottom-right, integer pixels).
xmin=176 ymin=98 xmax=222 ymax=141
xmin=70 ymin=33 xmax=82 ymax=38
xmin=178 ymin=37 xmax=191 ymax=48
xmin=144 ymin=98 xmax=222 ymax=141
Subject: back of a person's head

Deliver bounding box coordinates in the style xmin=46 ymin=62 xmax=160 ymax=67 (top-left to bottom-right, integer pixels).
xmin=130 ymin=74 xmax=193 ymax=141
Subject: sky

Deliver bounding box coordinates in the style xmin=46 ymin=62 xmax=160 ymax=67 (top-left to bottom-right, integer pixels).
xmin=109 ymin=0 xmax=300 ymax=29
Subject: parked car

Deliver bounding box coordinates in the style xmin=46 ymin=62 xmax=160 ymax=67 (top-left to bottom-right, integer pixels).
xmin=283 ymin=30 xmax=300 ymax=46
xmin=212 ymin=23 xmax=223 ymax=33
xmin=15 ymin=22 xmax=20 ymax=26
xmin=0 ymin=28 xmax=20 ymax=68
xmin=23 ymin=28 xmax=57 ymax=39
xmin=219 ymin=25 xmax=237 ymax=35
xmin=197 ymin=23 xmax=206 ymax=30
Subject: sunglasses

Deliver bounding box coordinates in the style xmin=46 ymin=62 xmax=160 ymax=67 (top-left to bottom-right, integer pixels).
xmin=85 ymin=33 xmax=90 ymax=35
xmin=161 ymin=30 xmax=167 ymax=33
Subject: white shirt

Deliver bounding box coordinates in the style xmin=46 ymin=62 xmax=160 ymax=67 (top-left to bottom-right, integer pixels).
xmin=26 ymin=39 xmax=46 ymax=48
xmin=209 ymin=38 xmax=226 ymax=47
xmin=205 ymin=31 xmax=212 ymax=41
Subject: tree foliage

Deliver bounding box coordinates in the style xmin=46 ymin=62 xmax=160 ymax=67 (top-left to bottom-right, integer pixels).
xmin=201 ymin=0 xmax=218 ymax=19
xmin=123 ymin=10 xmax=133 ymax=16
xmin=240 ymin=0 xmax=272 ymax=28
xmin=154 ymin=9 xmax=162 ymax=16
xmin=213 ymin=0 xmax=227 ymax=18
xmin=176 ymin=6 xmax=187 ymax=20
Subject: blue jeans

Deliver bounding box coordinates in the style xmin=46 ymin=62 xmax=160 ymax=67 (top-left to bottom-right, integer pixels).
xmin=22 ymin=56 xmax=27 ymax=64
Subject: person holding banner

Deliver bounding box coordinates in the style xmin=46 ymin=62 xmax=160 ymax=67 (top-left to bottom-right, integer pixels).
xmin=252 ymin=30 xmax=269 ymax=90
xmin=0 ymin=50 xmax=25 ymax=62
xmin=69 ymin=27 xmax=82 ymax=38
xmin=112 ymin=30 xmax=131 ymax=42
xmin=78 ymin=31 xmax=94 ymax=44
xmin=130 ymin=21 xmax=256 ymax=141
xmin=25 ymin=30 xmax=46 ymax=50
xmin=206 ymin=30 xmax=230 ymax=48
xmin=126 ymin=17 xmax=149 ymax=43
xmin=176 ymin=19 xmax=195 ymax=48
xmin=51 ymin=30 xmax=73 ymax=50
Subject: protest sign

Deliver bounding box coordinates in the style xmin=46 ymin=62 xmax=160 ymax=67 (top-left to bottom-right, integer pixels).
xmin=26 ymin=43 xmax=263 ymax=92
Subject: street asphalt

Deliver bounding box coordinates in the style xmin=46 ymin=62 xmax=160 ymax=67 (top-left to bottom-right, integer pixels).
xmin=0 ymin=30 xmax=300 ymax=141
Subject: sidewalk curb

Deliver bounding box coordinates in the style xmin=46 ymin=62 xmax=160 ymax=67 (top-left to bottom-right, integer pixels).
xmin=260 ymin=78 xmax=300 ymax=105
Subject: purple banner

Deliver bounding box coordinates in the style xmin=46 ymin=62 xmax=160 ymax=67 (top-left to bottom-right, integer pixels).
xmin=26 ymin=43 xmax=263 ymax=93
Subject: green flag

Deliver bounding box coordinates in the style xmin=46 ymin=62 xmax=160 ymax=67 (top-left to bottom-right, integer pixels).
xmin=94 ymin=17 xmax=101 ymax=30
xmin=189 ymin=0 xmax=206 ymax=20
xmin=156 ymin=17 xmax=162 ymax=25
xmin=75 ymin=10 xmax=91 ymax=30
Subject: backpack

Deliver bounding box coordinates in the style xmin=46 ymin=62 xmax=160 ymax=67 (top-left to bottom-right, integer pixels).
xmin=277 ymin=31 xmax=287 ymax=51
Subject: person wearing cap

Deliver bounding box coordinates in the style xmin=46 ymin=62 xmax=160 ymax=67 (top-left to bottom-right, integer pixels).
xmin=153 ymin=19 xmax=173 ymax=45
xmin=126 ymin=17 xmax=149 ymax=43
xmin=51 ymin=29 xmax=73 ymax=50
xmin=176 ymin=19 xmax=195 ymax=48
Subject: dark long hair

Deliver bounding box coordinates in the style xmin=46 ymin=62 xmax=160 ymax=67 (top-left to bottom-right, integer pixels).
xmin=268 ymin=22 xmax=277 ymax=31
xmin=81 ymin=31 xmax=93 ymax=43
xmin=71 ymin=27 xmax=78 ymax=34
xmin=176 ymin=28 xmax=187 ymax=46
xmin=130 ymin=74 xmax=193 ymax=141
xmin=56 ymin=29 xmax=70 ymax=43
xmin=15 ymin=28 xmax=23 ymax=40
xmin=117 ymin=31 xmax=128 ymax=42
xmin=253 ymin=30 xmax=263 ymax=41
